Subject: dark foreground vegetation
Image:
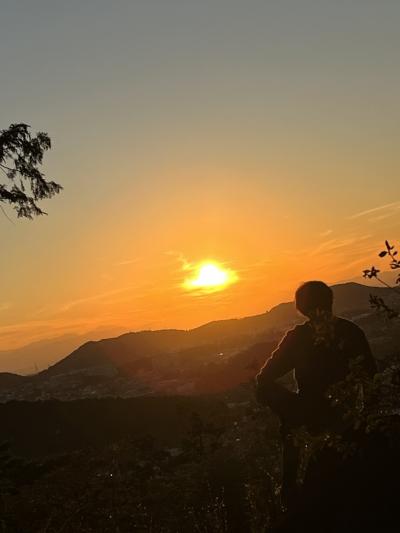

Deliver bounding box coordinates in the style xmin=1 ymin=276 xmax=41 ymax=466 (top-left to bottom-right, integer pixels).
xmin=0 ymin=389 xmax=283 ymax=532
xmin=1 ymin=363 xmax=400 ymax=533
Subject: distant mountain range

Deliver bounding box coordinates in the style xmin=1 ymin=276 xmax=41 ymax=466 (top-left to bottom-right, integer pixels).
xmin=0 ymin=283 xmax=397 ymax=399
xmin=0 ymin=326 xmax=126 ymax=375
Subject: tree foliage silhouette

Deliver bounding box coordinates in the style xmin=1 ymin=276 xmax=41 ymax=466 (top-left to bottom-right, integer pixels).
xmin=363 ymin=240 xmax=400 ymax=319
xmin=0 ymin=123 xmax=62 ymax=219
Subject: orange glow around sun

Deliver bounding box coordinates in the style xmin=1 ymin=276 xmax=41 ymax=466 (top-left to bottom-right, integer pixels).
xmin=184 ymin=261 xmax=238 ymax=293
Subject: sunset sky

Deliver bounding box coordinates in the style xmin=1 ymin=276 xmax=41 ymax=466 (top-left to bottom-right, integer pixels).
xmin=1 ymin=1 xmax=399 ymax=350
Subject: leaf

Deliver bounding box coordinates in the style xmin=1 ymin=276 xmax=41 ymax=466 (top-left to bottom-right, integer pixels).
xmin=379 ymin=251 xmax=387 ymax=258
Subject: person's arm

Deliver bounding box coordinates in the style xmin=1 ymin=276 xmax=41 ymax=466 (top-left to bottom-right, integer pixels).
xmin=256 ymin=328 xmax=298 ymax=405
xmin=354 ymin=328 xmax=377 ymax=377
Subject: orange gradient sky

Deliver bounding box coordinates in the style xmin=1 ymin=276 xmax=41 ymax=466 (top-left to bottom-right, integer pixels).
xmin=1 ymin=1 xmax=400 ymax=350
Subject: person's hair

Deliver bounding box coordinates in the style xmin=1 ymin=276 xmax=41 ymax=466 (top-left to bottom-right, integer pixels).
xmin=295 ymin=281 xmax=333 ymax=317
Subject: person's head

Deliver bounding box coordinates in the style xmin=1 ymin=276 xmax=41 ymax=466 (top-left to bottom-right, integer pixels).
xmin=295 ymin=281 xmax=333 ymax=318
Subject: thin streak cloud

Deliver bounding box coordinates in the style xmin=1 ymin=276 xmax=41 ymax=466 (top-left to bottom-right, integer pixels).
xmin=113 ymin=258 xmax=142 ymax=267
xmin=59 ymin=285 xmax=140 ymax=313
xmin=348 ymin=201 xmax=400 ymax=220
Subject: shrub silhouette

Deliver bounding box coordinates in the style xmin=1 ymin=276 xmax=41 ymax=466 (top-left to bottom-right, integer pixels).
xmin=363 ymin=240 xmax=400 ymax=319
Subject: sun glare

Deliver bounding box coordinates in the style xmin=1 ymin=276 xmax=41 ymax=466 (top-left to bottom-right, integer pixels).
xmin=184 ymin=262 xmax=237 ymax=292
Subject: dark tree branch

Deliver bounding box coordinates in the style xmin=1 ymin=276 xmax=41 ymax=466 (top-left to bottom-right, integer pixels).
xmin=0 ymin=123 xmax=62 ymax=219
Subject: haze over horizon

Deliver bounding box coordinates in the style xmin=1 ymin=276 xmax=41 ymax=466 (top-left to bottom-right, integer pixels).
xmin=1 ymin=0 xmax=399 ymax=351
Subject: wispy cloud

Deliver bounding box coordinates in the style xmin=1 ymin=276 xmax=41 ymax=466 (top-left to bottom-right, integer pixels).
xmin=310 ymin=237 xmax=355 ymax=256
xmin=113 ymin=258 xmax=142 ymax=267
xmin=369 ymin=210 xmax=400 ymax=223
xmin=165 ymin=250 xmax=192 ymax=271
xmin=59 ymin=285 xmax=140 ymax=313
xmin=348 ymin=201 xmax=400 ymax=220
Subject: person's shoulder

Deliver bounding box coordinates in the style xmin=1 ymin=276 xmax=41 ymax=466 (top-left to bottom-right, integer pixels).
xmin=275 ymin=322 xmax=309 ymax=351
xmin=334 ymin=316 xmax=365 ymax=337
xmin=285 ymin=321 xmax=310 ymax=338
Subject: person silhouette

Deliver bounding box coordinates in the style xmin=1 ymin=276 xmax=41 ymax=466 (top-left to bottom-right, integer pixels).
xmin=256 ymin=281 xmax=376 ymax=508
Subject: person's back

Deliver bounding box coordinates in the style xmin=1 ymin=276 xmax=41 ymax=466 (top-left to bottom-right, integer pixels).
xmin=258 ymin=315 xmax=375 ymax=429
xmin=255 ymin=281 xmax=376 ymax=506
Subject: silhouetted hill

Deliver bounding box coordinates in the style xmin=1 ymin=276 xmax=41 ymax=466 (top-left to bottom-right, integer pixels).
xmin=0 ymin=372 xmax=26 ymax=388
xmin=44 ymin=329 xmax=195 ymax=377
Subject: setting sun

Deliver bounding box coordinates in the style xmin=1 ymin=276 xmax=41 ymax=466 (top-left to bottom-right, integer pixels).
xmin=184 ymin=262 xmax=238 ymax=292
